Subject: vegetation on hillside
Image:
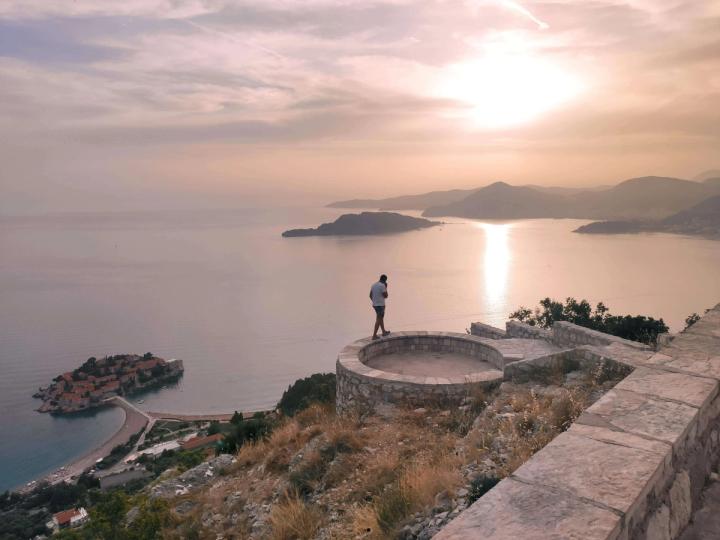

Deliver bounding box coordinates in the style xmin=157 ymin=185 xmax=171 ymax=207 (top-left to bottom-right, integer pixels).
xmin=166 ymin=364 xmax=625 ymax=539
xmin=277 ymin=373 xmax=336 ymax=416
xmin=509 ymin=297 xmax=669 ymax=344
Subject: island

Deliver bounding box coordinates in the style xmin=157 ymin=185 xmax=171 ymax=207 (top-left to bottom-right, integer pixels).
xmin=282 ymin=211 xmax=440 ymax=237
xmin=33 ymin=353 xmax=184 ymax=414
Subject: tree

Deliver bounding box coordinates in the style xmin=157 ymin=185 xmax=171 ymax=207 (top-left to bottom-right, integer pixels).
xmin=86 ymin=491 xmax=130 ymax=540
xmin=685 ymin=313 xmax=701 ymax=330
xmin=510 ymin=297 xmax=669 ymax=345
xmin=125 ymin=497 xmax=173 ymax=540
xmin=277 ymin=373 xmax=336 ymax=416
xmin=230 ymin=411 xmax=244 ymax=425
xmin=207 ymin=421 xmax=221 ymax=435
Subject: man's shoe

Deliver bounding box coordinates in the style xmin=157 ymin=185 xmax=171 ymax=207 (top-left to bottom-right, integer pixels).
xmin=382 ymin=331 xmax=391 ymax=337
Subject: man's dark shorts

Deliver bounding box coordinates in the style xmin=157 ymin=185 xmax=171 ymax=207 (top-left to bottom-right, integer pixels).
xmin=373 ymin=305 xmax=385 ymax=317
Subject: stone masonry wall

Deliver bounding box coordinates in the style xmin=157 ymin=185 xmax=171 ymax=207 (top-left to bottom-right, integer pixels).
xmin=436 ymin=303 xmax=720 ymax=540
xmin=470 ymin=322 xmax=507 ymax=340
xmin=505 ymin=320 xmax=552 ymax=340
xmin=552 ymin=320 xmax=648 ymax=350
xmin=336 ymin=333 xmax=504 ymax=414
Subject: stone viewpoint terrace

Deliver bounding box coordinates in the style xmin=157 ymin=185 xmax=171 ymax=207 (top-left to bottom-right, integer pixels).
xmin=335 ymin=303 xmax=720 ymax=539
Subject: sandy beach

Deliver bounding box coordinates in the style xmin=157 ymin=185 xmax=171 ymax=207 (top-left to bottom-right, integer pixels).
xmin=23 ymin=398 xmax=149 ymax=491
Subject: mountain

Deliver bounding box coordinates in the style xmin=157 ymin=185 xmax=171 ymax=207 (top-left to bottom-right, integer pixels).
xmin=421 ymin=176 xmax=720 ymax=220
xmin=327 ymin=188 xmax=477 ymax=210
xmin=329 ymin=176 xmax=720 ymax=221
xmin=575 ymin=195 xmax=720 ymax=238
xmin=694 ymin=170 xmax=720 ymax=181
xmin=570 ymin=176 xmax=720 ymax=220
xmin=282 ymin=212 xmax=440 ymax=237
xmin=660 ymin=195 xmax=720 ymax=235
xmin=422 ymin=182 xmax=568 ymax=219
xmin=327 ymin=184 xmax=606 ymax=210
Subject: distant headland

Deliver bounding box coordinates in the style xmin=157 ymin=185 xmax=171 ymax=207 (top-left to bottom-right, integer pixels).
xmin=33 ymin=354 xmax=184 ymax=414
xmin=282 ymin=211 xmax=440 ymax=237
xmin=575 ymin=195 xmax=720 ymax=239
xmin=327 ymin=176 xmax=720 ymax=222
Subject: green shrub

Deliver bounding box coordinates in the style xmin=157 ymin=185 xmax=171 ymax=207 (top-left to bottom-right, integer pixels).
xmin=510 ymin=297 xmax=668 ymax=345
xmin=467 ymin=474 xmax=500 ymax=504
xmin=278 ymin=373 xmax=336 ymax=416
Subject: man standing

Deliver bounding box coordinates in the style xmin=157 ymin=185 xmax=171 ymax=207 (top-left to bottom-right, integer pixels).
xmin=370 ymin=274 xmax=390 ymax=339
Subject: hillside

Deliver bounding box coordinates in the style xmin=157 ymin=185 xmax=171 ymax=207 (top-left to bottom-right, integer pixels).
xmin=327 ymin=188 xmax=477 ymax=210
xmin=575 ymin=195 xmax=720 ymax=238
xmin=327 ymin=184 xmax=604 ymax=211
xmin=282 ymin=211 xmax=440 ymax=237
xmin=332 ymin=176 xmax=720 ymax=221
xmin=422 ymin=182 xmax=568 ymax=219
xmin=570 ymin=176 xmax=720 ymax=220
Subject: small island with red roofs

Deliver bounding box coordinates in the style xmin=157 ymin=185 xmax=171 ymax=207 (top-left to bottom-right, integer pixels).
xmin=33 ymin=353 xmax=184 ymax=414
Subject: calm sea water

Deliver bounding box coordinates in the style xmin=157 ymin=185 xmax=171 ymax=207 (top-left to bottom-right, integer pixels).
xmin=2 ymin=207 xmax=719 ymax=491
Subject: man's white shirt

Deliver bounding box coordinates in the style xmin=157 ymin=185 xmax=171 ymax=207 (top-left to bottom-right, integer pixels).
xmin=370 ymin=282 xmax=386 ymax=306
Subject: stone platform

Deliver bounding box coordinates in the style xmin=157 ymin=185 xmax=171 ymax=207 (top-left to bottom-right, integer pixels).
xmin=365 ymin=350 xmax=498 ymax=378
xmin=336 ymin=331 xmax=565 ymax=413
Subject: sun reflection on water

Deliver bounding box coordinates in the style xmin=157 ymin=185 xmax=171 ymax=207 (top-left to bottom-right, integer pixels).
xmin=478 ymin=222 xmax=512 ymax=311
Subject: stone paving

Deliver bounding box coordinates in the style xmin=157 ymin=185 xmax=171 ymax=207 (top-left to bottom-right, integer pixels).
xmin=365 ymin=350 xmax=499 ymax=377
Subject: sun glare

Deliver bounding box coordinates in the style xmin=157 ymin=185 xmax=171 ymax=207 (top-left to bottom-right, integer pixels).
xmin=479 ymin=222 xmax=511 ymax=311
xmin=437 ymin=50 xmax=583 ymax=128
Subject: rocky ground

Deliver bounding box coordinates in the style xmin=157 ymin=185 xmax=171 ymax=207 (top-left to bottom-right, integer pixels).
xmin=150 ymin=363 xmax=625 ymax=539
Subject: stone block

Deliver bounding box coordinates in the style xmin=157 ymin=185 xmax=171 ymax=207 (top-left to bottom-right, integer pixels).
xmin=512 ymin=432 xmax=666 ymax=514
xmin=644 ymin=504 xmax=670 ymax=540
xmin=568 ymin=423 xmax=671 ymax=459
xmin=581 ymin=389 xmax=698 ymax=449
xmin=668 ymin=470 xmax=691 ymax=537
xmin=434 ymin=477 xmax=622 ymax=540
xmin=614 ymin=367 xmax=718 ymax=409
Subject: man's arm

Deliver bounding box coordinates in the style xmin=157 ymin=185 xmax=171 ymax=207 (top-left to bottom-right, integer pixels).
xmin=383 ymin=284 xmax=388 ymax=298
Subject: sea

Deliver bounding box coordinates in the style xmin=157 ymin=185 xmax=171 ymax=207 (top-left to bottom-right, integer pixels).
xmin=2 ymin=206 xmax=719 ymax=492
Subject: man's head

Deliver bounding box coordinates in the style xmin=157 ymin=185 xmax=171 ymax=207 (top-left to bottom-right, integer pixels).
xmin=379 ymin=274 xmax=388 ymax=283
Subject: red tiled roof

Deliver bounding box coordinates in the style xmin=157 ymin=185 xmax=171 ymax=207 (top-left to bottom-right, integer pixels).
xmin=180 ymin=433 xmax=223 ymax=451
xmin=53 ymin=508 xmax=80 ymax=525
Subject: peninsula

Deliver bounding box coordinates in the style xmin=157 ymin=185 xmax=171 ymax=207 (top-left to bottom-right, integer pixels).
xmin=33 ymin=354 xmax=184 ymax=414
xmin=574 ymin=194 xmax=720 ymax=239
xmin=282 ymin=211 xmax=440 ymax=237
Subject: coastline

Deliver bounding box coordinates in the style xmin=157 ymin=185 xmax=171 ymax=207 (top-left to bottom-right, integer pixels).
xmin=17 ymin=399 xmax=149 ymax=493
xmin=15 ymin=400 xmax=275 ymax=493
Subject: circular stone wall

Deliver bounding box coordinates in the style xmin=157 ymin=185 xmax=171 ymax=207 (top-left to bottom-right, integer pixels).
xmin=336 ymin=332 xmax=504 ymax=414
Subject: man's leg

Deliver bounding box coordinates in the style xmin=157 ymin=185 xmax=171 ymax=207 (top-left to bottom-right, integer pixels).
xmin=373 ymin=314 xmax=381 ymax=338
xmin=379 ymin=315 xmax=386 ymax=334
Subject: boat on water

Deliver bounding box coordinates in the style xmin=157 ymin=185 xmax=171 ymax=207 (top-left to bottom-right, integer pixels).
xmin=137 ymin=399 xmax=144 ymax=404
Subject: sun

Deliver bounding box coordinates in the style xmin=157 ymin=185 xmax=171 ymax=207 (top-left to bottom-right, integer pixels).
xmin=436 ymin=48 xmax=584 ymax=129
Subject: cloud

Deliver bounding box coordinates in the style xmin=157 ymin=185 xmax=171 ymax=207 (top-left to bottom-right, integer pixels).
xmin=0 ymin=0 xmax=719 ymax=211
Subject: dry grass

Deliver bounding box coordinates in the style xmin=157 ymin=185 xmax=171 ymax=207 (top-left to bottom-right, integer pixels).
xmin=353 ymin=452 xmax=400 ymax=500
xmin=164 ymin=363 xmax=628 ymax=540
xmin=268 ymin=495 xmax=323 ymax=540
xmin=353 ymin=453 xmax=462 ymax=535
xmin=236 ymin=439 xmax=269 ymax=468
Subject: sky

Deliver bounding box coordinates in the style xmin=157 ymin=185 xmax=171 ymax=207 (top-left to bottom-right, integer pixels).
xmin=1 ymin=0 xmax=719 ymax=213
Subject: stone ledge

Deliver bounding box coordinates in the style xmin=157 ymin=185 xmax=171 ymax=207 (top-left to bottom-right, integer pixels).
xmin=434 ymin=476 xmax=623 ymax=540
xmin=436 ymin=304 xmax=720 ymax=540
xmin=511 ymin=431 xmax=667 ymax=515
